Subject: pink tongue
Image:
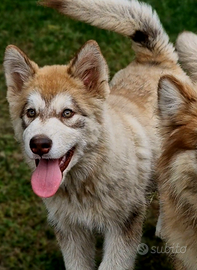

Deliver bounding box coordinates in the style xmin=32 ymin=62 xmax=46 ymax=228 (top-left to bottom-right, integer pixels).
xmin=31 ymin=159 xmax=62 ymax=198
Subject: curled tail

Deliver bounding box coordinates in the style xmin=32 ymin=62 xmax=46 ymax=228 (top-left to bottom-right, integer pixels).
xmin=40 ymin=0 xmax=177 ymax=64
xmin=176 ymin=31 xmax=197 ymax=82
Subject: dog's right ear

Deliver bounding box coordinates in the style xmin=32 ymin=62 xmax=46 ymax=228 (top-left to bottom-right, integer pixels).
xmin=68 ymin=40 xmax=110 ymax=99
xmin=3 ymin=45 xmax=38 ymax=92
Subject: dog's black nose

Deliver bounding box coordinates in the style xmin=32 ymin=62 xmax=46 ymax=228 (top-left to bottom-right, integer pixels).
xmin=30 ymin=135 xmax=52 ymax=156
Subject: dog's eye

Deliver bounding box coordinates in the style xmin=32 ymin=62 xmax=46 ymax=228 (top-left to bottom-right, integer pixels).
xmin=27 ymin=108 xmax=36 ymax=118
xmin=62 ymin=109 xmax=74 ymax=118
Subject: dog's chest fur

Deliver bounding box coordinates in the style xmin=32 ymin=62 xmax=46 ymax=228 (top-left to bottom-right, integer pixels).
xmin=44 ymin=158 xmax=148 ymax=232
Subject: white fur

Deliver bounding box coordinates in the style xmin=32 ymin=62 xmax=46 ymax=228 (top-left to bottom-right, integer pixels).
xmin=23 ymin=117 xmax=79 ymax=159
xmin=50 ymin=92 xmax=74 ymax=114
xmin=27 ymin=91 xmax=46 ymax=112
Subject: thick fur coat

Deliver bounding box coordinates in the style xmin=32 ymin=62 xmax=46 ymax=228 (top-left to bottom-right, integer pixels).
xmin=157 ymin=31 xmax=197 ymax=270
xmin=4 ymin=0 xmax=192 ymax=269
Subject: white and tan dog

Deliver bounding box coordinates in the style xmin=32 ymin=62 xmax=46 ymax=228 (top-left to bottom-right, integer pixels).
xmin=4 ymin=0 xmax=189 ymax=269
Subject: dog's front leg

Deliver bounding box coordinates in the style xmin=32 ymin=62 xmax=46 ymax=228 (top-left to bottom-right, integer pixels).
xmin=55 ymin=225 xmax=96 ymax=270
xmin=99 ymin=209 xmax=145 ymax=270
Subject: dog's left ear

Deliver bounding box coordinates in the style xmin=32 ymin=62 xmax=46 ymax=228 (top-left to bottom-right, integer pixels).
xmin=68 ymin=40 xmax=110 ymax=99
xmin=158 ymin=75 xmax=195 ymax=120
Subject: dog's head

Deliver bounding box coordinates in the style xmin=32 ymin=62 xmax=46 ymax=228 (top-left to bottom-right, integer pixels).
xmin=4 ymin=40 xmax=109 ymax=198
xmin=158 ymin=75 xmax=197 ymax=167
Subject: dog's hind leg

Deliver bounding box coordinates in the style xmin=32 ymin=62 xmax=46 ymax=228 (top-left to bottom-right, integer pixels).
xmin=99 ymin=206 xmax=145 ymax=270
xmin=55 ymin=225 xmax=96 ymax=270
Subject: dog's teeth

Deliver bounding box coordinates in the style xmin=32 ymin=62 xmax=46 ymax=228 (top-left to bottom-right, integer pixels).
xmin=60 ymin=155 xmax=67 ymax=166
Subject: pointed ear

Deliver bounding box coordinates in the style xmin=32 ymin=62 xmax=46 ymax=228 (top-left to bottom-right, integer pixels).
xmin=68 ymin=40 xmax=109 ymax=98
xmin=158 ymin=75 xmax=192 ymax=120
xmin=3 ymin=45 xmax=38 ymax=92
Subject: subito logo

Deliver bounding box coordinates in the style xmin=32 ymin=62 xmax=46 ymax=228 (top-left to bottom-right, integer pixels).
xmin=137 ymin=243 xmax=149 ymax=255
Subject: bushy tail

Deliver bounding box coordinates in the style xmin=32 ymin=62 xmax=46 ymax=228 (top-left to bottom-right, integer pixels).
xmin=176 ymin=31 xmax=197 ymax=82
xmin=40 ymin=0 xmax=177 ymax=64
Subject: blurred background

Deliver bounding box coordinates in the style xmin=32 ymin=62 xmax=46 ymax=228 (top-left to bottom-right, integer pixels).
xmin=0 ymin=0 xmax=197 ymax=269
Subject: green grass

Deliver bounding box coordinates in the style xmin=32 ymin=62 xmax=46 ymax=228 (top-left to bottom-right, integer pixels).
xmin=0 ymin=0 xmax=197 ymax=269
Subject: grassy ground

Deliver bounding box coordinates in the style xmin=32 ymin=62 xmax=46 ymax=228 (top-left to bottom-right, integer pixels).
xmin=0 ymin=0 xmax=197 ymax=269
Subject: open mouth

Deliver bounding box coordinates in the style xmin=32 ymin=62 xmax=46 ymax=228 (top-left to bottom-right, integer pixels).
xmin=59 ymin=147 xmax=75 ymax=172
xmin=31 ymin=147 xmax=75 ymax=198
xmin=35 ymin=146 xmax=75 ymax=172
